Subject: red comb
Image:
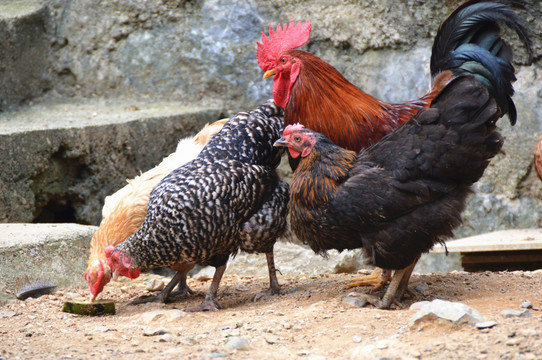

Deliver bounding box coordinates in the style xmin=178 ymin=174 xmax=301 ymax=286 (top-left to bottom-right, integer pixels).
xmin=257 ymin=20 xmax=312 ymax=71
xmin=283 ymin=123 xmax=305 ymax=136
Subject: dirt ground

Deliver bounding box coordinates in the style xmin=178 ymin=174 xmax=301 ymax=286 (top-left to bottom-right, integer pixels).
xmin=1 ymin=269 xmax=541 ymax=360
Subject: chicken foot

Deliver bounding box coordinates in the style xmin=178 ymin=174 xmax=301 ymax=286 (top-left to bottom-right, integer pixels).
xmin=254 ymin=251 xmax=281 ymax=302
xmin=130 ymin=263 xmax=195 ymax=304
xmin=376 ymin=258 xmax=419 ymax=309
xmin=184 ymin=264 xmax=227 ymax=312
xmin=345 ymin=267 xmax=392 ymax=291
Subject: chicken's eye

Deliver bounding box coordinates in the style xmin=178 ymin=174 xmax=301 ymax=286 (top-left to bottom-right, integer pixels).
xmin=280 ymin=57 xmax=287 ymax=63
xmin=294 ymin=135 xmax=301 ymax=142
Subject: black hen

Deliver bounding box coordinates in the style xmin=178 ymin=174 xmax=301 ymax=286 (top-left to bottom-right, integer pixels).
xmin=275 ymin=74 xmax=513 ymax=308
xmin=106 ymin=100 xmax=289 ymax=311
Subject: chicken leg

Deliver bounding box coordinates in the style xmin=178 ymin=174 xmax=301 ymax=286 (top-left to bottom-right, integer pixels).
xmin=376 ymin=258 xmax=419 ymax=309
xmin=130 ymin=263 xmax=195 ymax=304
xmin=254 ymin=251 xmax=281 ymax=302
xmin=346 ymin=267 xmax=392 ymax=291
xmin=184 ymin=264 xmax=227 ymax=312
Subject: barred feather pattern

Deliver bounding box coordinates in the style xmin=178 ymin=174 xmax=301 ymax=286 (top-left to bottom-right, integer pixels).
xmin=114 ymin=100 xmax=288 ymax=271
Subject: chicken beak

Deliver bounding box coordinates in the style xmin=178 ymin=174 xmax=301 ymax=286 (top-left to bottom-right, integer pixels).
xmin=263 ymin=69 xmax=276 ymax=79
xmin=273 ymin=137 xmax=288 ymax=147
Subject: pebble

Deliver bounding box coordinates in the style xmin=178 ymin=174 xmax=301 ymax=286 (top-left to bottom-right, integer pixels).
xmin=410 ymin=299 xmax=485 ymax=327
xmin=138 ymin=309 xmax=185 ymax=324
xmin=414 ymin=283 xmax=429 ymax=294
xmin=201 ymin=352 xmax=228 ymax=358
xmin=143 ymin=327 xmax=170 ymax=336
xmin=0 ymin=311 xmax=16 ymax=318
xmin=224 ymin=337 xmax=250 ymax=351
xmin=521 ymin=301 xmax=533 ymax=309
xmin=375 ymin=340 xmax=388 ymax=350
xmin=352 ymin=335 xmax=362 ymax=343
xmin=343 ymin=295 xmax=369 ymax=308
xmin=146 ymin=279 xmax=165 ymax=292
xmin=500 ymin=309 xmax=530 ymax=318
xmin=93 ymin=326 xmax=112 ymax=332
xmin=282 ymin=322 xmax=292 ymax=329
xmin=519 ymin=328 xmax=538 ymax=337
xmin=159 ymin=334 xmax=173 ymax=342
xmin=505 ymin=338 xmax=521 ymax=346
xmin=475 ymin=321 xmax=497 ymax=330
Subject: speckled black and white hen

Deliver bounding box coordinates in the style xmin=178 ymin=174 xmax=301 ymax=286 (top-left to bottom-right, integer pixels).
xmin=106 ymin=100 xmax=289 ymax=311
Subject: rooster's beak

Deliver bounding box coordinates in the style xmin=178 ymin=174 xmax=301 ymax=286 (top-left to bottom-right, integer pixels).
xmin=273 ymin=137 xmax=288 ymax=147
xmin=263 ymin=69 xmax=276 ymax=79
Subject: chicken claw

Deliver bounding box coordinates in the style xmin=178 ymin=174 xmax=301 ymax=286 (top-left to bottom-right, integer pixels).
xmin=346 ymin=267 xmax=392 ymax=291
xmin=184 ymin=298 xmax=224 ymax=312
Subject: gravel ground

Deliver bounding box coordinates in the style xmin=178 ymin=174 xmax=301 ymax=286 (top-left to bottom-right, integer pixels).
xmin=1 ymin=269 xmax=541 ymax=359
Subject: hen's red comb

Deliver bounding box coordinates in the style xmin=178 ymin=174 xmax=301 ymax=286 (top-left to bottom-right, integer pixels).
xmin=283 ymin=123 xmax=305 ymax=136
xmin=257 ymin=20 xmax=312 ymax=71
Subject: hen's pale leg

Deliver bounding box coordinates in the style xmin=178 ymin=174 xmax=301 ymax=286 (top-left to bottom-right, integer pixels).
xmin=254 ymin=251 xmax=281 ymax=302
xmin=170 ymin=263 xmax=196 ymax=297
xmin=185 ymin=264 xmax=227 ymax=312
xmin=346 ymin=267 xmax=392 ymax=291
xmin=376 ymin=259 xmax=418 ymax=309
xmin=130 ymin=271 xmax=183 ymax=304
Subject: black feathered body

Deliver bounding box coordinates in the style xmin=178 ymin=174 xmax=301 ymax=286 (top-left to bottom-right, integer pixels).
xmin=290 ymin=76 xmax=503 ymax=270
xmin=114 ymin=100 xmax=288 ymax=271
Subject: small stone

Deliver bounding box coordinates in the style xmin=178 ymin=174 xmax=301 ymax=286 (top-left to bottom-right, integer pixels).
xmin=518 ymin=328 xmax=537 ymax=337
xmin=93 ymin=326 xmax=112 ymax=332
xmin=352 ymin=335 xmax=362 ymax=343
xmin=505 ymin=338 xmax=521 ymax=346
xmin=476 ymin=321 xmax=497 ymax=329
xmin=224 ymin=337 xmax=250 ymax=351
xmin=283 ymin=322 xmax=292 ymax=329
xmin=297 ymin=350 xmax=310 ymax=356
xmin=375 ymin=340 xmax=388 ymax=349
xmin=500 ymin=309 xmax=530 ymax=318
xmin=139 ymin=309 xmax=185 ymax=324
xmin=159 ymin=334 xmax=172 ymax=342
xmin=201 ymin=352 xmax=228 ymax=358
xmin=146 ymin=279 xmax=165 ymax=292
xmin=143 ymin=327 xmax=170 ymax=336
xmin=343 ymin=295 xmax=369 ymax=308
xmin=414 ymin=283 xmax=428 ymax=293
xmin=0 ymin=311 xmax=16 ymax=318
xmin=410 ymin=299 xmax=485 ymax=327
xmin=521 ymin=301 xmax=533 ymax=309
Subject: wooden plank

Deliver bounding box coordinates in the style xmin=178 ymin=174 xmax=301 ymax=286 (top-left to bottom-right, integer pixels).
xmin=431 ymin=229 xmax=542 ymax=254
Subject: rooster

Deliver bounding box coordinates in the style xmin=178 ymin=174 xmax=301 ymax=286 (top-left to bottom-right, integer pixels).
xmin=84 ymin=119 xmax=226 ymax=302
xmin=274 ymin=4 xmax=532 ymax=309
xmin=258 ymin=0 xmax=532 ymax=289
xmin=106 ymin=101 xmax=289 ymax=311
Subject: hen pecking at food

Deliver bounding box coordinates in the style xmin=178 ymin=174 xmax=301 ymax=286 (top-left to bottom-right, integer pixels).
xmin=106 ymin=101 xmax=289 ymax=311
xmin=274 ymin=2 xmax=532 ymax=309
xmin=258 ymin=0 xmax=532 ymax=289
xmin=84 ymin=119 xmax=226 ymax=302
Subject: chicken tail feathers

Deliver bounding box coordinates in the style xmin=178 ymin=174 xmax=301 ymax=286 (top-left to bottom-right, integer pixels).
xmin=430 ymin=0 xmax=533 ymax=125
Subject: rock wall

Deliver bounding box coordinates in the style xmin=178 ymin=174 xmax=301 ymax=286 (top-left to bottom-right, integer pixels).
xmin=0 ymin=0 xmax=541 ymax=233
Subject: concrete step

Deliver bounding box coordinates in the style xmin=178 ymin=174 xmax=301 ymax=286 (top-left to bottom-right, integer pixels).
xmin=0 ymin=1 xmax=50 ymax=111
xmin=0 ymin=98 xmax=223 ymax=224
xmin=0 ymin=223 xmax=96 ymax=305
